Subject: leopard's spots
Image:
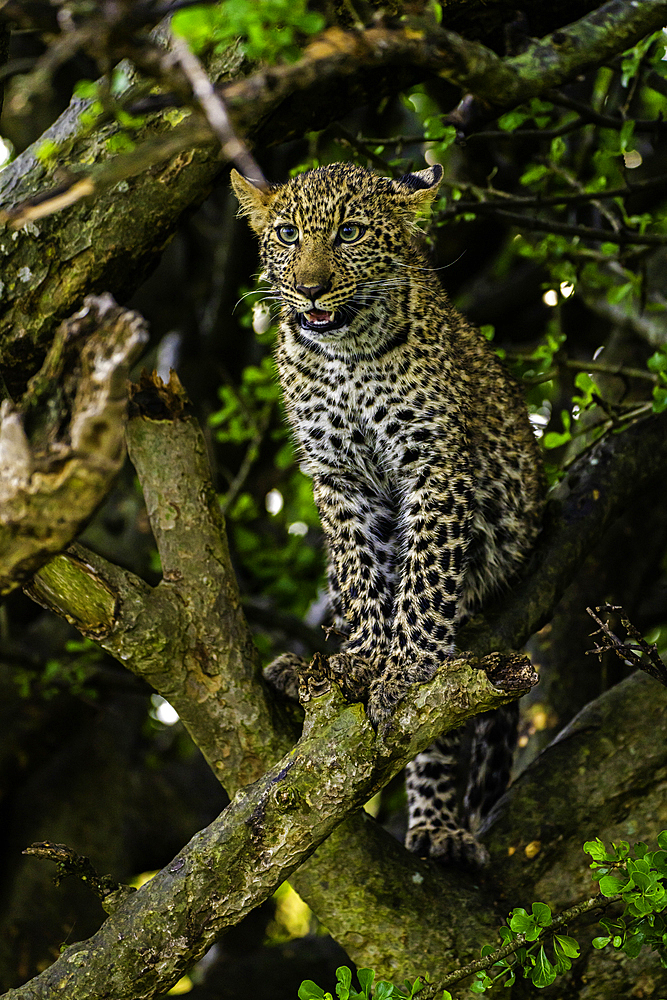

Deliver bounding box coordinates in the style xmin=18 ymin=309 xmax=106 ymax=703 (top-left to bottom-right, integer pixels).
xmin=234 ymin=162 xmax=544 ymax=867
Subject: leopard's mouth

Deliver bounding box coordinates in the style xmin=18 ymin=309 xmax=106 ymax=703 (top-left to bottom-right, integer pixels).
xmin=299 ymin=309 xmax=349 ymax=333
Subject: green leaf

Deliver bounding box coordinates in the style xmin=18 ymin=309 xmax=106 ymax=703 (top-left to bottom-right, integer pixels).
xmin=619 ymin=119 xmax=635 ymax=153
xmin=531 ymin=902 xmax=552 ymax=927
xmin=508 ymin=908 xmax=533 ymax=933
xmin=357 ymin=969 xmax=375 ymax=998
xmin=520 ymin=164 xmax=550 ymax=186
xmin=531 ymin=946 xmax=557 ymax=988
xmin=599 ymin=875 xmax=626 ymax=897
xmin=622 ymin=933 xmax=644 ymax=958
xmin=592 ymin=936 xmax=611 ymax=949
xmin=585 ymin=838 xmax=613 ymax=862
xmin=336 ymin=969 xmax=352 ymax=990
xmin=550 ymin=136 xmax=566 ymax=163
xmin=300 ymin=981 xmax=327 ymax=1000
xmin=554 ymin=934 xmax=580 ymax=958
xmin=647 ymin=350 xmax=667 ymax=373
xmin=336 ymin=966 xmax=351 ymax=1000
xmin=498 ymin=108 xmax=531 ymax=131
xmin=652 ymin=386 xmax=667 ymax=413
xmin=629 ymin=869 xmax=653 ymax=891
xmin=543 ymin=430 xmax=571 ymax=450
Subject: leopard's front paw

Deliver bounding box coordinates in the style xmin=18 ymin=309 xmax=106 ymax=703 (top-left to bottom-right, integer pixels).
xmin=405 ymin=822 xmax=490 ymax=869
xmin=264 ymin=652 xmax=308 ymax=702
xmin=367 ymin=655 xmax=439 ymax=724
xmin=326 ymin=652 xmax=377 ymax=703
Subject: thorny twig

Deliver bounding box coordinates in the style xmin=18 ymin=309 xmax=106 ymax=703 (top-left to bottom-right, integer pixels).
xmin=586 ymin=604 xmax=667 ymax=686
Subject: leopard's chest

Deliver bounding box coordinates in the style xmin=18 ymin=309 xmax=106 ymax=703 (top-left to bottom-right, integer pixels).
xmin=277 ymin=345 xmax=460 ymax=487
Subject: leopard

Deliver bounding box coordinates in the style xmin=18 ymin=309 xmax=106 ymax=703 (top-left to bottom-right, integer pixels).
xmin=231 ymin=161 xmax=544 ymax=866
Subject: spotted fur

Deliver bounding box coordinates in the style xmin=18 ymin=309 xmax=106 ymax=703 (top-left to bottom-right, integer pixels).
xmin=232 ymin=162 xmax=544 ymax=865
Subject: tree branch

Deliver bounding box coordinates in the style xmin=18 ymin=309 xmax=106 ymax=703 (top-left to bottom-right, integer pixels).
xmin=18 ymin=382 xmax=667 ymax=990
xmin=0 ymin=294 xmax=147 ymax=596
xmin=3 ymin=1 xmax=665 ymax=395
xmin=0 ymin=640 xmax=534 ymax=1000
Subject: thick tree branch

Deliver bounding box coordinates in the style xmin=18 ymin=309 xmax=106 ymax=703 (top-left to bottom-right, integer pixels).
xmin=485 ymin=670 xmax=667 ymax=905
xmin=0 ymin=634 xmax=534 ymax=999
xmin=2 ymin=1 xmax=664 ymax=396
xmin=19 ymin=386 xmax=667 ymax=990
xmin=0 ymin=294 xmax=147 ymax=596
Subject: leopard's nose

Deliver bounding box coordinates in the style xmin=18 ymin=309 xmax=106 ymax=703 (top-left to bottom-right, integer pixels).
xmin=296 ymin=282 xmax=330 ymax=302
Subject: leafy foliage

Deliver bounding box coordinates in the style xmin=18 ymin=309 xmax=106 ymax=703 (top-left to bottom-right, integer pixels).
xmin=12 ymin=638 xmax=102 ymax=701
xmin=586 ymin=833 xmax=667 ymax=962
xmin=299 ymin=833 xmax=667 ymax=997
xmin=299 ymin=966 xmax=426 ymax=1000
xmin=172 ymin=0 xmax=325 ymax=64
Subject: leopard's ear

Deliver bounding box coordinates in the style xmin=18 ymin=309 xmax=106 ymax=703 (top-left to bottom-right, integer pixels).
xmin=390 ymin=164 xmax=443 ymax=208
xmin=230 ymin=169 xmax=277 ymax=234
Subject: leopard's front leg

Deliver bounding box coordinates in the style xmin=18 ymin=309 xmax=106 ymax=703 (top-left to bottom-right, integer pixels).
xmin=313 ymin=471 xmax=402 ymax=700
xmin=368 ymin=461 xmax=474 ymax=721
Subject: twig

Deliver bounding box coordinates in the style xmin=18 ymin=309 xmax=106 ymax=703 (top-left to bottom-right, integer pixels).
xmin=220 ymin=404 xmax=274 ymax=515
xmin=170 ymin=33 xmax=267 ymax=189
xmin=586 ymin=604 xmax=667 ymax=686
xmin=485 ymin=209 xmax=667 ymax=246
xmin=23 ymin=842 xmax=136 ymax=913
xmin=508 ymin=354 xmax=659 ymax=386
xmin=549 ymin=89 xmax=667 ymax=134
xmin=423 ymin=893 xmax=619 ymax=996
xmin=436 ymin=172 xmax=667 ymax=218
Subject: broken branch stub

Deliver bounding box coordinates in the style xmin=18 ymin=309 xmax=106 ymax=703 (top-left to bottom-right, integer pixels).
xmin=0 ymin=293 xmax=148 ymax=596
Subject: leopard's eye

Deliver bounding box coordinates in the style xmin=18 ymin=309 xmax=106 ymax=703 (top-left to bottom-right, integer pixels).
xmin=337 ymin=222 xmax=365 ymax=244
xmin=276 ymin=224 xmax=300 ymax=245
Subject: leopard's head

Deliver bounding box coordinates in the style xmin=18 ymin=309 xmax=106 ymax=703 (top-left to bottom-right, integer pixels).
xmin=231 ymin=162 xmax=442 ymax=347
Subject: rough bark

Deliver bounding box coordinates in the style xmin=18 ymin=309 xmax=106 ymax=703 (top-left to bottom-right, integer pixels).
xmin=7 ymin=595 xmax=533 ymax=996
xmin=12 ymin=377 xmax=667 ymax=995
xmin=2 ymin=1 xmax=664 ymax=395
xmin=0 ymin=294 xmax=147 ymax=595
xmin=0 ymin=42 xmax=243 ymax=398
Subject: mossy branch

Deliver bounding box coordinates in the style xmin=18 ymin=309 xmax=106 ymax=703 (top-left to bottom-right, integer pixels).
xmin=18 ymin=381 xmax=667 ymax=989
xmin=0 ymin=651 xmax=534 ymax=1000
xmin=5 ymin=2 xmax=665 ymax=236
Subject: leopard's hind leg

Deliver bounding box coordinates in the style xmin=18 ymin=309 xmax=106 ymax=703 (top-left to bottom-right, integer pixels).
xmin=405 ymin=703 xmax=519 ymax=868
xmin=405 ymin=732 xmax=489 ymax=868
xmin=464 ymin=702 xmax=519 ymax=832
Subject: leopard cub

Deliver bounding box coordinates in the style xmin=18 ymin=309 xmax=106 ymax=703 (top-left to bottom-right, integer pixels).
xmin=232 ymin=162 xmax=543 ymax=866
